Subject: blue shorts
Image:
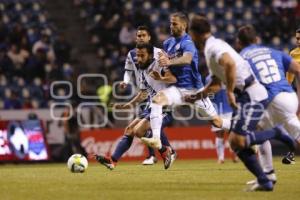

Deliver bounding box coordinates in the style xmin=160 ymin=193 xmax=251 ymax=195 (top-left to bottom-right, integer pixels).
xmin=231 ymin=90 xmax=268 ymax=136
xmin=139 ymin=107 xmax=173 ymax=127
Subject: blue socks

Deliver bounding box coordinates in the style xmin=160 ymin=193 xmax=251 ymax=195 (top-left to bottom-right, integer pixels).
xmin=236 ymin=148 xmax=270 ymax=184
xmin=111 ymin=135 xmax=133 ymax=162
xmin=246 ymin=127 xmax=296 ymax=151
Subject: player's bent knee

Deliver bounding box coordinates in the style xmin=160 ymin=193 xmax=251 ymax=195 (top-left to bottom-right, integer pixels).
xmin=152 ymin=92 xmax=168 ymax=105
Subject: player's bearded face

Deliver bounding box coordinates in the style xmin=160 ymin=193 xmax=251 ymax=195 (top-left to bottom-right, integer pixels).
xmin=170 ymin=17 xmax=185 ymax=37
xmin=137 ymin=49 xmax=152 ymax=69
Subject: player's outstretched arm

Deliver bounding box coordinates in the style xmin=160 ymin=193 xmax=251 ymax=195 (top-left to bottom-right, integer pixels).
xmin=184 ymin=76 xmax=221 ymax=103
xmin=219 ymin=53 xmax=238 ymax=109
xmin=114 ymin=90 xmax=148 ymax=109
xmin=158 ymin=51 xmax=192 ymax=67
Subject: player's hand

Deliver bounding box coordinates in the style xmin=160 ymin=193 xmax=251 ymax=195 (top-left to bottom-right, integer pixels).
xmin=227 ymin=91 xmax=238 ymax=110
xmin=119 ymin=82 xmax=128 ymax=89
xmin=149 ymin=71 xmax=162 ymax=81
xmin=158 ymin=51 xmax=171 ymax=67
xmin=184 ymin=94 xmax=198 ymax=103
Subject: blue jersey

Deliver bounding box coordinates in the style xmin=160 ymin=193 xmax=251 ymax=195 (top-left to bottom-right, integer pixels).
xmin=163 ymin=33 xmax=203 ymax=89
xmin=240 ymin=44 xmax=294 ymax=101
xmin=205 ymin=76 xmax=232 ymax=115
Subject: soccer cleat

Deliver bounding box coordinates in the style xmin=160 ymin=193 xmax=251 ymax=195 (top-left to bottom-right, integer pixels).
xmin=282 ymin=152 xmax=296 ymax=165
xmin=245 ymin=181 xmax=273 ymax=192
xmin=217 ymin=159 xmax=225 ymax=164
xmin=95 ymin=155 xmax=116 ymax=170
xmin=170 ymin=151 xmax=177 ymax=167
xmin=246 ymin=171 xmax=277 ymax=185
xmin=141 ymin=137 xmax=162 ymax=149
xmin=142 ymin=156 xmax=158 ymax=165
xmin=160 ymin=146 xmax=172 ymax=169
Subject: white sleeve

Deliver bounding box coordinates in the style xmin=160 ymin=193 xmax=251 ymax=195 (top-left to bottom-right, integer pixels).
xmin=212 ymin=41 xmax=228 ymax=63
xmin=124 ymin=52 xmax=135 ymax=70
xmin=123 ymin=70 xmax=132 ymax=84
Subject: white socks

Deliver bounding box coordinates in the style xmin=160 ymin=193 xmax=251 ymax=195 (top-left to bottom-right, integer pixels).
xmin=150 ymin=103 xmax=163 ymax=139
xmin=221 ymin=118 xmax=231 ymax=130
xmin=215 ymin=137 xmax=225 ymax=161
xmin=258 ymin=140 xmax=274 ymax=173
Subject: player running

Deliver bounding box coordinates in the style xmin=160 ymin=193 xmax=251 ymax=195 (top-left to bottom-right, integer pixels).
xmin=95 ymin=43 xmax=177 ymax=170
xmin=141 ymin=12 xmax=231 ymax=149
xmin=120 ymin=25 xmax=164 ymax=165
xmin=186 ymin=15 xmax=297 ymax=191
xmin=236 ymin=25 xmax=300 ymax=184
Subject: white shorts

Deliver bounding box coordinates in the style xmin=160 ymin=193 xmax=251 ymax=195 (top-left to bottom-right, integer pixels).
xmin=211 ymin=112 xmax=232 ymax=132
xmin=161 ymin=86 xmax=217 ymax=118
xmin=258 ymin=92 xmax=300 ymax=140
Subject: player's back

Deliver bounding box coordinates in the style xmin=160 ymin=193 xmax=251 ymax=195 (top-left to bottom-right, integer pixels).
xmin=163 ymin=34 xmax=203 ymax=89
xmin=240 ymin=44 xmax=294 ymax=101
xmin=204 ymin=36 xmax=253 ymax=90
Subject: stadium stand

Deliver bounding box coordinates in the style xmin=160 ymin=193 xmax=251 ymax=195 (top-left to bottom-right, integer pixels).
xmin=0 ymin=0 xmax=299 ymax=110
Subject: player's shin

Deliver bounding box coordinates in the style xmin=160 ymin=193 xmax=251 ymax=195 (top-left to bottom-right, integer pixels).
xmin=111 ymin=135 xmax=134 ymax=162
xmin=150 ymin=103 xmax=163 ymax=139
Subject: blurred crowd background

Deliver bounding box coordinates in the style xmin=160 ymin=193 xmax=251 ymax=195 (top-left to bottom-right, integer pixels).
xmin=0 ymin=0 xmax=299 ymax=111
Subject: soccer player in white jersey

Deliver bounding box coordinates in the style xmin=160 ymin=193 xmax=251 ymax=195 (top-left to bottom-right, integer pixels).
xmin=236 ymin=25 xmax=300 ymax=184
xmin=95 ymin=43 xmax=176 ymax=170
xmin=141 ymin=12 xmax=231 ymax=149
xmin=120 ymin=26 xmax=163 ymax=165
xmin=187 ymin=15 xmax=297 ymax=191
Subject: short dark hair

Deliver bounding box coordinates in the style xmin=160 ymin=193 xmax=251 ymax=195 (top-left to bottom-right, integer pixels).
xmin=237 ymin=25 xmax=257 ymax=47
xmin=190 ymin=15 xmax=211 ymax=34
xmin=136 ymin=43 xmax=153 ymax=55
xmin=171 ymin=12 xmax=189 ymax=26
xmin=296 ymin=27 xmax=300 ymax=33
xmin=137 ymin=25 xmax=151 ymax=36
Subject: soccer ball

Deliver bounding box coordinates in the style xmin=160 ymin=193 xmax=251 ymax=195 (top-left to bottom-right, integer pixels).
xmin=67 ymin=154 xmax=88 ymax=173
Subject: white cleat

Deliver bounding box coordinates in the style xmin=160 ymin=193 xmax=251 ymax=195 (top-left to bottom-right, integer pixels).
xmin=170 ymin=151 xmax=177 ymax=167
xmin=141 ymin=137 xmax=162 ymax=149
xmin=142 ymin=156 xmax=158 ymax=165
xmin=245 ymin=181 xmax=273 ymax=192
xmin=246 ymin=173 xmax=277 ymax=185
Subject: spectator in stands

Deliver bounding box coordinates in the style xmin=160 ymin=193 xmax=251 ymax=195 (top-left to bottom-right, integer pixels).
xmin=4 ymin=90 xmax=22 ymax=109
xmin=119 ymin=21 xmax=136 ymax=46
xmin=32 ymin=34 xmax=56 ymax=63
xmin=53 ymin=33 xmax=72 ymax=65
xmin=0 ymin=45 xmax=14 ymax=78
xmin=7 ymin=44 xmax=29 ymax=70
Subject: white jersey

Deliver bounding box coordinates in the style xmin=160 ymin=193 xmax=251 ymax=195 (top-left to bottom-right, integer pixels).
xmin=204 ymin=36 xmax=254 ymax=90
xmin=138 ymin=60 xmax=169 ymax=101
xmin=124 ymin=47 xmax=162 ymax=86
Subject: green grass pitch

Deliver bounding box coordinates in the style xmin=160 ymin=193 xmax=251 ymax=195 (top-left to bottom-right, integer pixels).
xmin=1 ymin=158 xmax=299 ymax=200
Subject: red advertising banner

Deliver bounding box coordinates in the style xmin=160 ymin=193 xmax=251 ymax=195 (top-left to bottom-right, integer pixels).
xmin=80 ymin=126 xmax=233 ymax=161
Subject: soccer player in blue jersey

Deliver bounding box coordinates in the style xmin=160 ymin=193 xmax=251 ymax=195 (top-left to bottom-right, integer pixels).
xmin=236 ymin=25 xmax=300 ymax=184
xmin=187 ymin=15 xmax=297 ymax=191
xmin=141 ymin=12 xmax=231 ymax=148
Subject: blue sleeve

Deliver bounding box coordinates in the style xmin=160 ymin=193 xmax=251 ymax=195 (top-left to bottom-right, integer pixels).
xmin=281 ymin=52 xmax=292 ymax=72
xmin=181 ymin=39 xmax=196 ymax=55
xmin=163 ymin=40 xmax=169 ymax=52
